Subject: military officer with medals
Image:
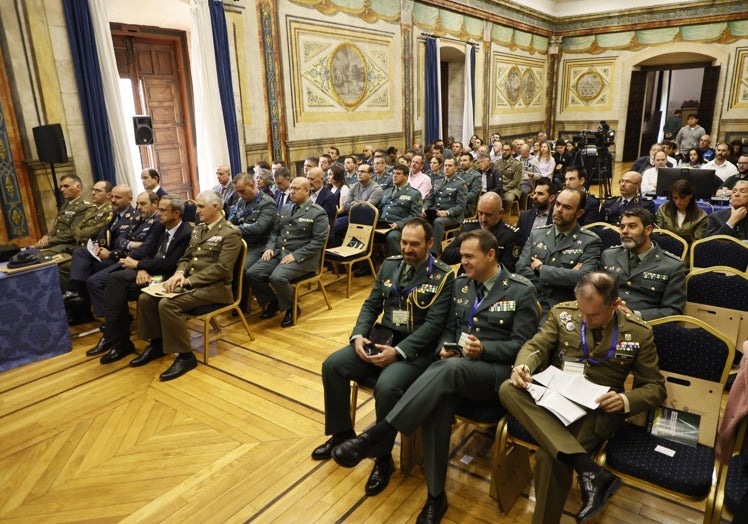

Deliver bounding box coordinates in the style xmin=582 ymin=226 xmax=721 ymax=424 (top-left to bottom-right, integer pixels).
xmin=377 ymin=164 xmax=423 ymax=255
xmin=500 ymin=272 xmax=665 ymax=524
xmin=517 ymin=188 xmax=602 ymax=315
xmin=601 ymin=207 xmax=686 ymax=320
xmin=35 ymin=174 xmax=95 ymax=255
xmin=136 ymin=190 xmax=242 ymax=381
xmin=247 ymin=176 xmax=329 ymax=327
xmin=330 ymin=229 xmax=538 ymax=523
xmin=312 ymin=217 xmax=455 ymax=498
xmin=601 ymin=171 xmax=655 ymax=226
xmin=422 ymin=157 xmax=467 ymax=256
xmin=71 ymin=181 xmax=113 ymax=245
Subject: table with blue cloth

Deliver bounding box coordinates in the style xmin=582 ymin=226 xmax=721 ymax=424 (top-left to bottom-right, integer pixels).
xmin=652 ymin=197 xmax=731 ymax=215
xmin=0 ymin=261 xmax=71 ymax=372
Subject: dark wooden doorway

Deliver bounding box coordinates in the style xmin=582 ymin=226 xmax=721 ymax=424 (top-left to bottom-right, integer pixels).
xmin=111 ymin=26 xmax=196 ymax=200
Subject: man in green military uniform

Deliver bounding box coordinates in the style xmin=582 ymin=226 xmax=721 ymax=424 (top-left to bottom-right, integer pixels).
xmin=458 ymin=153 xmax=481 ymax=217
xmin=500 ymin=272 xmax=665 ymax=524
xmin=331 ymin=229 xmax=538 ymax=523
xmin=312 ymin=218 xmax=455 ymax=498
xmin=377 ymin=165 xmax=423 ymax=256
xmin=35 ymin=175 xmax=94 ymax=255
xmin=72 ymin=181 xmax=113 ymax=243
xmin=517 ymin=188 xmax=601 ymax=314
xmin=494 ymin=143 xmax=523 ymax=211
xmin=422 ymin=157 xmax=467 ymax=257
xmin=601 ymin=208 xmax=686 ymax=320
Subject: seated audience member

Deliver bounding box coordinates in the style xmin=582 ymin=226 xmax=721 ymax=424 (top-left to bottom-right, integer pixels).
xmin=661 ymin=140 xmax=680 ymax=166
xmin=254 ymin=167 xmax=275 ymax=198
xmin=518 ymin=144 xmax=541 ymax=201
xmin=683 ymin=147 xmax=704 ymax=169
xmin=86 ymin=195 xmax=193 ymax=363
xmin=331 ymin=229 xmax=538 ymax=522
xmin=247 ymin=177 xmax=329 ymax=327
xmin=377 ymin=164 xmax=423 ymax=256
xmin=421 ymin=157 xmax=466 ymax=257
xmin=273 ymin=167 xmax=293 ymax=211
xmin=500 ymin=272 xmax=665 ymax=524
xmin=427 ymin=155 xmax=444 ymax=182
xmin=553 ymin=139 xmax=568 ymax=187
xmin=517 ymin=188 xmax=601 ymax=314
xmin=706 ymin=179 xmax=748 ymax=240
xmin=397 ymin=153 xmax=412 ymax=167
xmin=311 ymin=218 xmax=454 ymax=497
xmin=72 ymin=181 xmax=114 ymax=244
xmin=640 ymin=150 xmax=668 ymax=194
xmin=473 ymin=153 xmax=499 ymax=195
xmin=495 ymin=143 xmax=523 ymax=211
xmin=140 ymin=168 xmax=167 ymax=198
xmin=386 ymin=146 xmax=399 ymax=166
xmin=343 ymin=155 xmax=359 ymax=185
xmin=517 ymin=177 xmax=556 ymax=245
xmin=727 ymin=139 xmax=744 ymax=165
xmin=328 ymin=164 xmax=350 ymax=206
xmin=372 ymin=156 xmax=393 ymax=191
xmin=408 ymin=154 xmax=432 ymax=200
xmin=631 ymin=143 xmax=663 ymax=175
xmin=302 ymin=156 xmax=318 ymax=176
xmin=699 ymin=134 xmax=715 ymax=162
xmin=705 ymin=143 xmax=739 ymax=182
xmin=35 ymin=175 xmax=95 ymax=254
xmin=327 ymin=146 xmax=341 ymax=167
xmin=564 ymin=167 xmax=601 ymax=225
xmin=601 ymin=171 xmax=655 ymax=226
xmin=306 ymin=167 xmax=338 ymax=235
xmin=442 ymin=192 xmax=522 ymax=272
xmin=536 ymin=142 xmax=556 ymax=179
xmin=602 ymin=207 xmax=686 ymax=320
xmin=332 ymin=163 xmax=383 ymax=247
xmin=212 ymin=164 xmax=239 ymax=213
xmin=136 ymin=190 xmax=242 ymax=381
xmin=457 ymin=153 xmax=481 ymax=217
xmin=721 ymin=154 xmax=748 ymax=190
xmin=654 ymin=179 xmax=708 ymax=244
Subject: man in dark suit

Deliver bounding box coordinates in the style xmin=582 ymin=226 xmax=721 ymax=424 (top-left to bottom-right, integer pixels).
xmin=442 ymin=192 xmax=522 ymax=272
xmin=476 ymin=153 xmax=501 ymax=194
xmin=212 ymin=164 xmax=238 ymax=213
xmin=140 ymin=168 xmax=167 ymax=198
xmin=517 ymin=177 xmax=556 ymax=245
xmin=311 ymin=218 xmax=455 ymax=498
xmin=601 ymin=171 xmax=655 ymax=226
xmin=307 ymin=167 xmax=337 ymax=236
xmin=564 ymin=167 xmax=601 ymax=225
xmin=273 ymin=167 xmax=292 ymax=211
xmin=86 ymin=195 xmax=193 ymax=363
xmin=136 ymin=190 xmax=243 ymax=381
xmin=631 ymin=143 xmax=663 ymax=174
xmin=500 ymin=272 xmax=665 ymax=524
xmin=330 ymin=229 xmax=538 ymax=522
xmin=706 ymin=179 xmax=748 ymax=240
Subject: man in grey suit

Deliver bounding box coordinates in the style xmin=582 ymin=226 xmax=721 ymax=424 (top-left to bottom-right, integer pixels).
xmin=311 ymin=218 xmax=455 ymax=498
xmin=517 ymin=188 xmax=602 ymax=314
xmin=212 ymin=164 xmax=238 ymax=213
xmin=601 ymin=207 xmax=686 ymax=320
xmin=330 ymin=229 xmax=538 ymax=523
xmin=247 ymin=177 xmax=329 ymax=327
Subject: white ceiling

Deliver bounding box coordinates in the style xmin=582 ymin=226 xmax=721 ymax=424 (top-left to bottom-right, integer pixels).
xmin=508 ymin=0 xmax=701 ymax=19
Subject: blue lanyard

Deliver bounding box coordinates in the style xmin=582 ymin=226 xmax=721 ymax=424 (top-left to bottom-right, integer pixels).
xmin=468 ymin=285 xmax=488 ymax=328
xmin=579 ymin=321 xmax=618 ymax=364
xmin=391 ymin=254 xmax=433 ymax=298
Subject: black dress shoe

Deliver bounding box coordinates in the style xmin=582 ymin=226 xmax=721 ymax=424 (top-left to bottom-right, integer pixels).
xmin=159 ymin=354 xmax=197 ymax=381
xmin=86 ymin=337 xmax=115 ymax=356
xmin=331 ymin=432 xmax=373 ymax=468
xmin=260 ymin=302 xmax=279 ymax=319
xmin=311 ymin=431 xmax=357 ymax=460
xmin=576 ymin=469 xmax=621 ymax=523
xmin=63 ymin=290 xmax=84 ymax=305
xmin=416 ymin=492 xmax=447 ymax=524
xmin=100 ymin=341 xmax=135 ymax=364
xmin=129 ymin=344 xmax=165 ymax=367
xmin=365 ymin=455 xmax=395 ymax=496
xmin=281 ymin=306 xmax=301 ymax=328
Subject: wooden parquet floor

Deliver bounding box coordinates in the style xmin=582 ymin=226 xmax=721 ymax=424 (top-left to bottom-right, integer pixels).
xmin=0 ymin=165 xmax=716 ymax=523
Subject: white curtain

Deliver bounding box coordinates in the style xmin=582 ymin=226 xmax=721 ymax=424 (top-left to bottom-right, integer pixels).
xmin=87 ymin=0 xmax=139 ymax=190
xmin=190 ymin=0 xmax=230 ymax=192
xmin=461 ymin=43 xmax=474 ymax=147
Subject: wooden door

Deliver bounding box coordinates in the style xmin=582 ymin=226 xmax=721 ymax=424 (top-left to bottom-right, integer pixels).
xmin=698 ymin=65 xmax=720 ymax=135
xmin=622 ymin=70 xmax=647 ymax=162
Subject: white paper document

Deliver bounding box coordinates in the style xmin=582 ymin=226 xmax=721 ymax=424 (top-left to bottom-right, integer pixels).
xmin=86 ymin=239 xmax=102 ymax=262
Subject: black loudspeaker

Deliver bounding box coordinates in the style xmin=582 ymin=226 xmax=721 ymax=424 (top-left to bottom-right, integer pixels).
xmin=133 ymin=115 xmax=154 ymax=145
xmin=32 ymin=124 xmax=67 ymax=164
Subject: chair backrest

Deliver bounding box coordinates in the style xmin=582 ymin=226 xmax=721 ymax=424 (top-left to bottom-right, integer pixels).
xmin=649 ymin=315 xmax=734 ymax=446
xmin=651 ymin=229 xmax=688 ymax=261
xmin=315 ymin=226 xmax=330 ymax=276
xmin=583 ymin=221 xmax=621 ymax=251
xmin=336 ymin=202 xmax=378 ymax=257
xmin=691 ymin=235 xmax=748 ymax=272
xmin=231 ymin=239 xmax=248 ymax=304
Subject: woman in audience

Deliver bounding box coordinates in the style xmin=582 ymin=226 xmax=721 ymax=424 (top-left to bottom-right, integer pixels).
xmin=328 ymin=164 xmax=350 ymax=206
xmin=655 ymin=179 xmax=708 ymax=244
xmin=683 ymin=148 xmax=704 ymax=168
xmin=397 ymin=154 xmax=411 ymax=167
xmin=536 ymin=142 xmax=556 ymax=178
xmin=255 ymin=169 xmax=275 ymax=197
xmin=727 ymin=139 xmax=744 ymax=165
xmin=428 ymin=156 xmax=444 ymax=181
xmin=469 ymin=135 xmax=483 ymax=158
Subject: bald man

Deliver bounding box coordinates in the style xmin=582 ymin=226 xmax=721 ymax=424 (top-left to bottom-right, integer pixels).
xmin=601 ymin=171 xmax=655 ymax=226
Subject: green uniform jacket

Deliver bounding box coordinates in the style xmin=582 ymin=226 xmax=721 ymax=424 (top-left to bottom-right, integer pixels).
xmin=600 ymin=244 xmax=686 ymax=320
xmin=517 ymin=303 xmax=666 ymax=418
xmin=441 ymin=270 xmax=539 ymax=389
xmin=423 ymin=174 xmax=467 ymax=220
xmin=352 ymin=255 xmax=455 ymax=360
xmin=72 ymin=202 xmax=112 ymax=244
xmin=458 ymin=169 xmax=482 ymax=216
xmin=228 ymin=192 xmax=278 ymax=247
xmin=495 ymin=156 xmax=523 ymax=197
xmin=46 ymin=196 xmax=95 ymax=247
xmin=378 ymin=184 xmax=423 ymax=228
xmin=654 ymin=205 xmax=708 ymax=244
xmin=266 ymin=199 xmax=329 ymax=272
xmin=517 ymin=224 xmax=602 ymax=308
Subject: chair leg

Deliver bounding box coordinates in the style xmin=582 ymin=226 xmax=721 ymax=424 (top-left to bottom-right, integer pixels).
xmin=367 ymin=259 xmax=376 ymax=280
xmin=346 ymin=265 xmax=352 ymax=298
xmin=292 ymin=289 xmax=299 ymax=325
xmin=319 ymin=279 xmax=332 ymax=310
xmin=349 ymin=382 xmax=359 ymax=427
xmin=234 ymin=306 xmax=254 ymax=341
xmin=203 ymin=318 xmax=210 ymax=364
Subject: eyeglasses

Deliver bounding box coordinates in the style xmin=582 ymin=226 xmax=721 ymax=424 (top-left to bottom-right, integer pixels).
xmin=737 ymin=162 xmax=748 ymax=165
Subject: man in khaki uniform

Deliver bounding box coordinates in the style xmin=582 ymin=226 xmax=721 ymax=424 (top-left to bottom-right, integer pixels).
xmin=500 ymin=272 xmax=665 ymax=523
xmin=72 ymin=181 xmax=113 ymax=243
xmin=494 ymin=143 xmax=522 ymax=211
xmin=35 ymin=175 xmax=94 ymax=255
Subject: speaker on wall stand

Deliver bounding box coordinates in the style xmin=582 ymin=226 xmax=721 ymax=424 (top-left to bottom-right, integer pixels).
xmin=133 ymin=115 xmax=154 ymax=145
xmin=32 ymin=123 xmax=68 ymax=210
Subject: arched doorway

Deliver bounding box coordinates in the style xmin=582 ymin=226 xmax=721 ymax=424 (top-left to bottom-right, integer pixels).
xmin=439 ymin=45 xmax=466 ymax=141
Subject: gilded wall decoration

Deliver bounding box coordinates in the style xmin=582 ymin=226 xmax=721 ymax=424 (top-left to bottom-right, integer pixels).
xmin=562 ymin=59 xmax=615 ymax=111
xmin=0 ymin=99 xmax=29 ymax=238
xmin=730 ymin=47 xmax=748 ymax=109
xmin=493 ymin=53 xmax=544 ymax=112
xmin=288 ymin=18 xmax=395 ymax=122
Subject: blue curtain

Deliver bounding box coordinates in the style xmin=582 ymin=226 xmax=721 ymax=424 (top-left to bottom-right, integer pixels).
xmin=209 ymin=0 xmax=241 ymax=176
xmin=470 ymin=45 xmax=476 ymax=123
xmin=425 ymin=38 xmax=440 ymax=145
xmin=62 ymin=0 xmax=116 ymax=185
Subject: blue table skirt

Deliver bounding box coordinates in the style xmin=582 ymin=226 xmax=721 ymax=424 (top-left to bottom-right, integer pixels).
xmin=652 ymin=197 xmax=731 ymax=215
xmin=0 ymin=262 xmax=71 ymax=372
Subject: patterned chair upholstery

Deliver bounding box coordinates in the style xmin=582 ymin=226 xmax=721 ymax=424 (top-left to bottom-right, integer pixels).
xmin=583 ymin=222 xmax=621 ymax=251
xmin=651 ymin=229 xmax=688 ymax=261
xmin=691 ymin=235 xmax=748 ymax=272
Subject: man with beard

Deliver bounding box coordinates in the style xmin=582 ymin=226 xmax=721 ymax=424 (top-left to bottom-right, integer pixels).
xmin=495 ymin=143 xmax=522 ymax=211
xmin=600 ymin=207 xmax=685 ymax=321
xmin=517 ymin=177 xmax=556 ymax=245
xmin=517 ymin=188 xmax=601 ymax=315
xmin=721 ymin=154 xmax=748 ymax=190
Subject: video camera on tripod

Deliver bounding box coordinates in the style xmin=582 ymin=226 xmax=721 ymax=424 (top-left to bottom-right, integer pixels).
xmin=573 ymin=121 xmax=615 ymax=151
xmin=571 ymin=121 xmax=615 ymax=199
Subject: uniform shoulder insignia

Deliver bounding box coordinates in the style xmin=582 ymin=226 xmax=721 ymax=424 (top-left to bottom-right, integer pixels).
xmin=455 ymin=274 xmax=469 ymax=284
xmin=578 ymin=228 xmax=597 ymax=237
xmin=508 ymin=272 xmax=532 ymax=286
xmin=432 ymin=258 xmax=453 ymax=272
xmin=385 ymin=255 xmax=404 ymax=261
xmin=555 ymin=300 xmax=578 ymax=310
xmin=504 ymin=222 xmax=519 ymax=232
xmin=623 ymin=312 xmax=649 ymax=328
xmin=82 ymin=200 xmax=92 ymax=205
xmin=662 ymin=249 xmax=681 ymax=261
xmin=464 ymin=219 xmax=479 ymax=224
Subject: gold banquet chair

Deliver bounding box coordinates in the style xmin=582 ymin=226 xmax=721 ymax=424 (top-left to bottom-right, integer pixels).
xmin=186 ymin=239 xmax=254 ymax=364
xmin=651 ymin=228 xmax=689 ymax=262
xmin=325 ymin=202 xmax=378 ymax=298
xmin=583 ymin=221 xmax=621 ymax=251
xmin=290 ymin=228 xmax=332 ymax=325
xmin=691 ymin=235 xmax=748 ymax=273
